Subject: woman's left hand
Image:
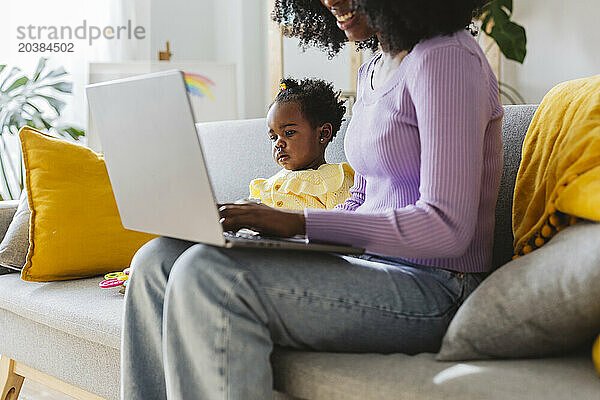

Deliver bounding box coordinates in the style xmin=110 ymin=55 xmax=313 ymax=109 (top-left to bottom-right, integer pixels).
xmin=218 ymin=201 xmax=306 ymax=238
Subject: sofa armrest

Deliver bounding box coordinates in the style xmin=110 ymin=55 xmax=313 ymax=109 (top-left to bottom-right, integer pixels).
xmin=0 ymin=200 xmax=19 ymax=241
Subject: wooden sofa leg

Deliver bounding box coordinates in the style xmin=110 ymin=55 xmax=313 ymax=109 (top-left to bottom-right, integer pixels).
xmin=0 ymin=357 xmax=24 ymax=400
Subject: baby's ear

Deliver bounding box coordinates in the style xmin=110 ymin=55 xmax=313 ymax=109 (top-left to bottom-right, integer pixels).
xmin=319 ymin=123 xmax=333 ymax=143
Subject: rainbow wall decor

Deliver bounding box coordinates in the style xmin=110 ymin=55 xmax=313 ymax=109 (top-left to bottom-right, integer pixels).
xmin=183 ymin=72 xmax=216 ymax=100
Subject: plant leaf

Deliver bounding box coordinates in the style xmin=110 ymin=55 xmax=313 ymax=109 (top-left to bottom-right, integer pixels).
xmin=43 ymin=66 xmax=68 ymax=79
xmin=481 ymin=11 xmax=493 ymax=34
xmin=0 ymin=154 xmax=13 ymax=200
xmin=46 ymin=81 xmax=73 ymax=93
xmin=489 ymin=18 xmax=527 ymax=63
xmin=488 ymin=1 xmax=511 ymax=25
xmin=0 ymin=65 xmax=5 ymax=74
xmin=35 ymin=94 xmax=66 ymax=114
xmin=0 ymin=67 xmax=21 ymax=92
xmin=496 ymin=0 xmax=513 ymax=15
xmin=56 ymin=126 xmax=85 ymax=141
xmin=40 ymin=116 xmax=53 ymax=130
xmin=30 ymin=113 xmax=45 ymax=129
xmin=480 ymin=0 xmax=527 ymax=64
xmin=32 ymin=57 xmax=48 ymax=81
xmin=0 ymin=110 xmax=7 ymax=129
xmin=25 ymin=101 xmax=42 ymax=114
xmin=3 ymin=76 xmax=28 ymax=94
xmin=7 ymin=113 xmax=26 ymax=131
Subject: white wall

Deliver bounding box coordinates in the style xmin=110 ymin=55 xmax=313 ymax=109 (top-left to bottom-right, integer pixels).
xmin=142 ymin=0 xmax=600 ymax=112
xmin=150 ymin=0 xmax=215 ymax=61
xmin=502 ymin=0 xmax=600 ymax=104
xmin=283 ymin=38 xmax=355 ymax=92
xmin=279 ymin=0 xmax=600 ymax=105
xmin=150 ymin=0 xmax=268 ymax=119
xmin=1 ymin=0 xmax=153 ymax=128
xmin=213 ymin=0 xmax=268 ymax=119
xmin=8 ymin=0 xmax=598 ymax=125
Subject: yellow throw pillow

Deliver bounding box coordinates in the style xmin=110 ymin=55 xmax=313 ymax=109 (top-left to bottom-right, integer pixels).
xmin=19 ymin=126 xmax=156 ymax=282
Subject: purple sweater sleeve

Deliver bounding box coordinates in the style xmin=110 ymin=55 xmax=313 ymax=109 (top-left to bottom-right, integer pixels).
xmin=334 ymin=172 xmax=366 ymax=211
xmin=305 ymin=46 xmax=489 ymax=258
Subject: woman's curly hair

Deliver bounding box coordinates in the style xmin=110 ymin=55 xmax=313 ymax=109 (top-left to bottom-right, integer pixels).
xmin=273 ymin=77 xmax=346 ymax=140
xmin=272 ymin=0 xmax=488 ymax=56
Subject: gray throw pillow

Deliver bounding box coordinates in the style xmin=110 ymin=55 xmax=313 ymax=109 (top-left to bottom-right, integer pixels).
xmin=437 ymin=221 xmax=600 ymax=361
xmin=0 ymin=191 xmax=30 ymax=274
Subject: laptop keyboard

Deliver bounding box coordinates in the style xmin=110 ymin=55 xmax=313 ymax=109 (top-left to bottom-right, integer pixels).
xmin=223 ymin=230 xmax=308 ymax=244
xmin=224 ymin=228 xmax=262 ymax=240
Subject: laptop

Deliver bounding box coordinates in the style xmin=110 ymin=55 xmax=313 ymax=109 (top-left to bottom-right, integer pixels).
xmin=86 ymin=70 xmax=363 ymax=254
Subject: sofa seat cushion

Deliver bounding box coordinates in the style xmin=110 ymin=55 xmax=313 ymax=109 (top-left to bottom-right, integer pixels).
xmin=2 ymin=269 xmax=599 ymax=400
xmin=272 ymin=349 xmax=600 ymax=400
xmin=0 ymin=273 xmax=122 ymax=349
xmin=0 ymin=302 xmax=121 ymax=400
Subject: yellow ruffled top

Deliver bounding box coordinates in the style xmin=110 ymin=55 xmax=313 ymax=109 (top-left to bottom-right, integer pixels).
xmin=249 ymin=162 xmax=354 ymax=210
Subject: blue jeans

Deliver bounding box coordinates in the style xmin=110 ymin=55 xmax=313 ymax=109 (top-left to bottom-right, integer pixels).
xmin=122 ymin=237 xmax=485 ymax=400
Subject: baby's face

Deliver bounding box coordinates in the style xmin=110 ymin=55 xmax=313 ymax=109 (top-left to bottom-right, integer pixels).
xmin=266 ymin=101 xmax=325 ymax=171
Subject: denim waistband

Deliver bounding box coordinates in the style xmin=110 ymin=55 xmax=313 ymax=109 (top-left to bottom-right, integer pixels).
xmin=355 ymin=253 xmax=489 ymax=279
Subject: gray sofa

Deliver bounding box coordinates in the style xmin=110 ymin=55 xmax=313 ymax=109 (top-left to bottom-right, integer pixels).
xmin=1 ymin=105 xmax=599 ymax=400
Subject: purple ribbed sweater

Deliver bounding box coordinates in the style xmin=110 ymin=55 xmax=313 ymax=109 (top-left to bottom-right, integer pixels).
xmin=304 ymin=30 xmax=504 ymax=273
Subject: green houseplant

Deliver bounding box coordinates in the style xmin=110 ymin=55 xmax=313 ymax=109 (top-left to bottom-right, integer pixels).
xmin=0 ymin=57 xmax=84 ymax=200
xmin=481 ymin=0 xmax=527 ymax=63
xmin=480 ymin=0 xmax=527 ymax=104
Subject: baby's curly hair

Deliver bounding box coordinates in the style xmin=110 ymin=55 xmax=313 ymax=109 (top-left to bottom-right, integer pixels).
xmin=273 ymin=77 xmax=346 ymax=140
xmin=272 ymin=0 xmax=487 ymax=57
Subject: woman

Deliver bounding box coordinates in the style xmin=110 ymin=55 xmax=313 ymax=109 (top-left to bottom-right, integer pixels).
xmin=122 ymin=0 xmax=503 ymax=399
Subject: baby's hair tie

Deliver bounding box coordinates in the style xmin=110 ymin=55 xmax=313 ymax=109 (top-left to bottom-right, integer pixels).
xmin=280 ymin=83 xmax=287 ymax=91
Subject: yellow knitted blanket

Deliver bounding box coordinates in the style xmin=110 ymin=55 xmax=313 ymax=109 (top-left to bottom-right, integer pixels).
xmin=512 ymin=75 xmax=600 ymax=257
xmin=249 ymin=162 xmax=354 ymax=210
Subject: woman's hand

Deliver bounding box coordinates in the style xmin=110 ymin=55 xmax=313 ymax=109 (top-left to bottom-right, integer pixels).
xmin=218 ymin=201 xmax=306 ymax=238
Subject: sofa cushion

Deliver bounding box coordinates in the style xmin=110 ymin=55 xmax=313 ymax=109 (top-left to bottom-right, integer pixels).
xmin=0 ymin=191 xmax=30 ymax=272
xmin=19 ymin=127 xmax=156 ymax=282
xmin=492 ymin=104 xmax=538 ymax=269
xmin=0 ymin=273 xmax=122 ymax=349
xmin=272 ymin=349 xmax=600 ymax=400
xmin=437 ymin=221 xmax=600 ymax=361
xmin=2 ymin=268 xmax=597 ymax=400
xmin=0 ymin=297 xmax=120 ymax=400
xmin=0 ymin=200 xmax=19 ymax=275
